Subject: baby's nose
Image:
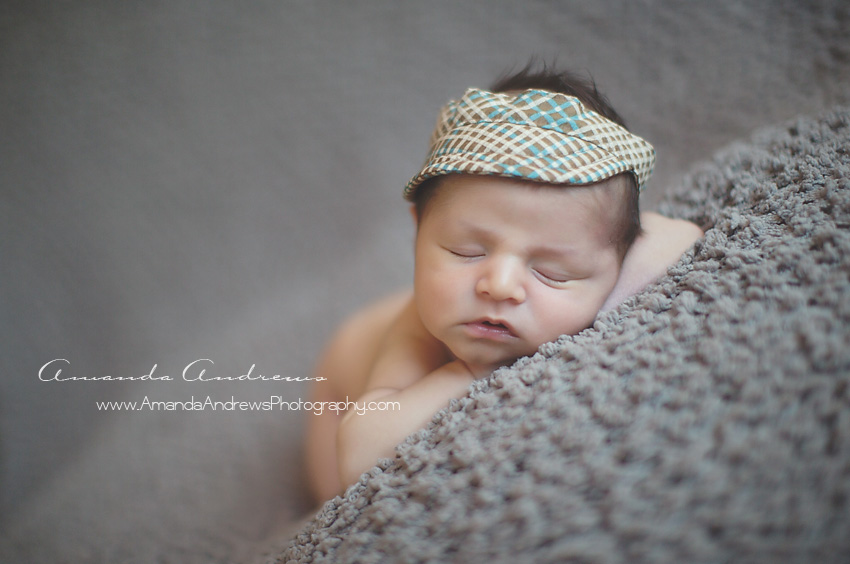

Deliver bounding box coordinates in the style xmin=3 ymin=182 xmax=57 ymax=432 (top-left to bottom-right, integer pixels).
xmin=476 ymin=258 xmax=526 ymax=303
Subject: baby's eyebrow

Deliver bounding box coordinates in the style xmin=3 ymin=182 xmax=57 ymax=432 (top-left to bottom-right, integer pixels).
xmin=529 ymin=244 xmax=579 ymax=257
xmin=452 ymin=220 xmax=496 ymax=241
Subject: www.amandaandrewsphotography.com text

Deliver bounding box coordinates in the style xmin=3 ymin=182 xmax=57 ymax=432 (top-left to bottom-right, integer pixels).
xmin=95 ymin=395 xmax=401 ymax=415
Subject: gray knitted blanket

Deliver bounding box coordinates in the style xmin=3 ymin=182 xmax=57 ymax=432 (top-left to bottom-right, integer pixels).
xmin=278 ymin=107 xmax=850 ymax=563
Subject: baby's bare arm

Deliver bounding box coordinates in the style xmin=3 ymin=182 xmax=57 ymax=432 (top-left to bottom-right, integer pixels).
xmin=336 ymin=299 xmax=472 ymax=488
xmin=304 ymin=291 xmax=411 ymax=502
xmin=602 ymin=211 xmax=704 ymax=311
xmin=337 ymin=360 xmax=474 ymax=488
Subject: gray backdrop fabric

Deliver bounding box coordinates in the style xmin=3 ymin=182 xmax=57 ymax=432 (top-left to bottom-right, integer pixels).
xmin=1 ymin=1 xmax=849 ymax=561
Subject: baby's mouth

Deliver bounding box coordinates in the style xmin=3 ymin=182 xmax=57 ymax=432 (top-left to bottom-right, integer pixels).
xmin=465 ymin=318 xmax=518 ymax=339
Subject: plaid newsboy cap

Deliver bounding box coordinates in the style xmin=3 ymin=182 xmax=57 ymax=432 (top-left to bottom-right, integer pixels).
xmin=403 ymin=88 xmax=656 ymax=200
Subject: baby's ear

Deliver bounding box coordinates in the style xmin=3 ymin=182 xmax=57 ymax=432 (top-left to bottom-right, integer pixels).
xmin=409 ymin=205 xmax=418 ymax=228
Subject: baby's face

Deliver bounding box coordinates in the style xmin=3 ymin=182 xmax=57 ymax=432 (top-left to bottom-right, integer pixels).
xmin=413 ymin=174 xmax=622 ymax=373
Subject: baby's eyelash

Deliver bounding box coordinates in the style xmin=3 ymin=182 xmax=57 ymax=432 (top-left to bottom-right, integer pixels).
xmin=534 ymin=269 xmax=571 ymax=284
xmin=446 ymin=248 xmax=483 ymax=259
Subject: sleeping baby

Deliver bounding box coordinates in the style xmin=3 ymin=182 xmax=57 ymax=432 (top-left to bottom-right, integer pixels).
xmin=304 ymin=64 xmax=703 ymax=502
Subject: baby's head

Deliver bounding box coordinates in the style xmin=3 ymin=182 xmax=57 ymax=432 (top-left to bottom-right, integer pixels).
xmin=404 ymin=66 xmax=656 ymax=372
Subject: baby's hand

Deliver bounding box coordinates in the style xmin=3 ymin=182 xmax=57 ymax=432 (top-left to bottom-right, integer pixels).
xmin=602 ymin=212 xmax=703 ymax=311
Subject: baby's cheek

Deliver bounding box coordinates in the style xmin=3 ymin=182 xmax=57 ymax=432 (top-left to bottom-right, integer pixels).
xmin=535 ymin=303 xmax=594 ymax=342
xmin=529 ymin=315 xmax=567 ymax=346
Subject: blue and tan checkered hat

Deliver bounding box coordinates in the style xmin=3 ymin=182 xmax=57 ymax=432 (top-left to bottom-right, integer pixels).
xmin=403 ymin=88 xmax=656 ymax=200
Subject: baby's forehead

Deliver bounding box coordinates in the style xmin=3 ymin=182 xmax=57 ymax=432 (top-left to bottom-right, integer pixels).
xmin=433 ymin=173 xmax=626 ymax=234
xmin=435 ymin=172 xmax=627 ymax=210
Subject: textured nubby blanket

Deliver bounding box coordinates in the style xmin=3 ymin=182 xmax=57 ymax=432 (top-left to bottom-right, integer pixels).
xmin=278 ymin=108 xmax=850 ymax=563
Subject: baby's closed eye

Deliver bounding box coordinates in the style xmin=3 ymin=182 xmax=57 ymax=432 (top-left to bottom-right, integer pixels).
xmin=532 ymin=267 xmax=572 ymax=285
xmin=445 ymin=246 xmax=485 ymax=259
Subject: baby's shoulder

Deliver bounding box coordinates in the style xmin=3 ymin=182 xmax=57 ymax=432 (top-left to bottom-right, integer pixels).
xmin=340 ymin=290 xmax=413 ymax=340
xmin=318 ymin=289 xmax=413 ymax=397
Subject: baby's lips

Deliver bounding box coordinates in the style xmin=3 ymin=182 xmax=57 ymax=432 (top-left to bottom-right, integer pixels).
xmin=469 ymin=317 xmax=519 ymax=338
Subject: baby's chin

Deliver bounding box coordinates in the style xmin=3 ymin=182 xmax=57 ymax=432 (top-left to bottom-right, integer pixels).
xmin=451 ymin=349 xmax=525 ymax=378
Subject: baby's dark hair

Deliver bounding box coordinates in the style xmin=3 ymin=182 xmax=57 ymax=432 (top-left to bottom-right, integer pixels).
xmin=490 ymin=64 xmax=630 ymax=128
xmin=413 ymin=63 xmax=643 ymax=259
